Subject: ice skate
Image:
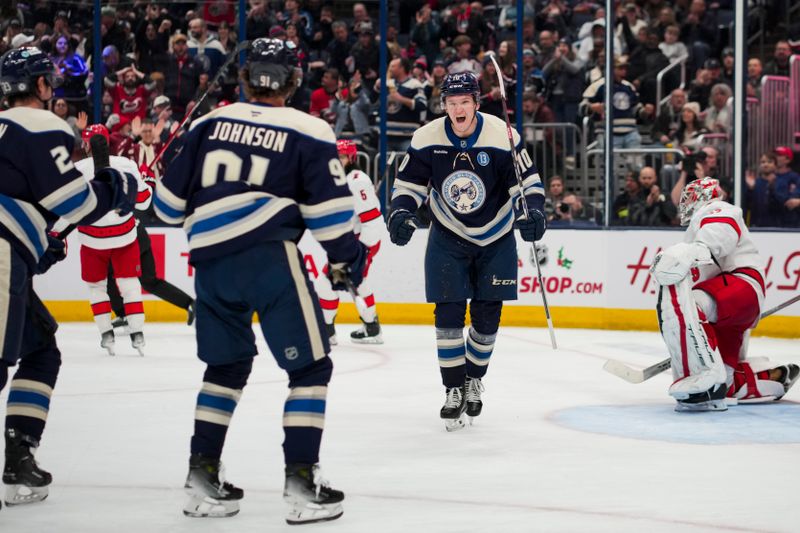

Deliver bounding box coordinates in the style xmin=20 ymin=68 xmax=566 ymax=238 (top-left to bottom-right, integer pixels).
xmin=465 ymin=377 xmax=484 ymax=423
xmin=3 ymin=429 xmax=51 ymax=507
xmin=183 ymin=454 xmax=243 ymax=518
xmin=284 ymin=463 xmax=344 ymax=525
xmin=440 ymin=386 xmax=467 ymax=431
xmin=350 ymin=319 xmax=383 ymax=344
xmin=326 ymin=323 xmax=337 ymax=346
xmin=111 ymin=316 xmax=128 ymax=330
xmin=673 ymin=383 xmax=728 ymax=412
xmin=130 ymin=332 xmax=145 ymax=357
xmin=100 ymin=330 xmax=115 ymax=356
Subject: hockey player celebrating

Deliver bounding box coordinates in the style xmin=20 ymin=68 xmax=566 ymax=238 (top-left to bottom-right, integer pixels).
xmin=315 ymin=139 xmax=385 ymax=344
xmin=387 ymin=72 xmax=547 ymax=431
xmin=154 ymin=38 xmax=367 ymax=524
xmin=74 ymin=124 xmax=151 ymax=356
xmin=651 ymin=177 xmax=799 ymax=411
xmin=0 ymin=47 xmax=138 ymax=508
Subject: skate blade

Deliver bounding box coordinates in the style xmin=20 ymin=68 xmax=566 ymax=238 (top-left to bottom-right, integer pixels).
xmin=103 ymin=347 xmax=115 ymax=356
xmin=4 ymin=485 xmax=49 ymax=506
xmin=329 ymin=336 xmax=338 ymax=346
xmin=444 ymin=415 xmax=467 ymax=432
xmin=285 ymin=502 xmax=343 ymax=525
xmin=350 ymin=335 xmax=383 ymax=345
xmin=674 ymin=399 xmax=728 ymax=412
xmin=183 ymin=495 xmax=240 ymax=518
xmin=135 ymin=347 xmax=145 ymax=357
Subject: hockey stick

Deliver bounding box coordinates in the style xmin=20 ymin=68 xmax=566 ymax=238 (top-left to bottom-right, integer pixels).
xmin=145 ymin=39 xmax=252 ymax=175
xmin=603 ymin=292 xmax=800 ymax=384
xmin=486 ymin=52 xmax=557 ymax=349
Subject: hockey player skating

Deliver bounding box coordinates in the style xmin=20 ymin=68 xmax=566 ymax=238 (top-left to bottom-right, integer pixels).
xmin=387 ymin=72 xmax=547 ymax=431
xmin=314 ymin=139 xmax=384 ymax=345
xmin=0 ymin=47 xmax=138 ymax=508
xmin=155 ymin=38 xmax=367 ymax=524
xmin=651 ymin=177 xmax=799 ymax=411
xmin=74 ymin=124 xmax=151 ymax=356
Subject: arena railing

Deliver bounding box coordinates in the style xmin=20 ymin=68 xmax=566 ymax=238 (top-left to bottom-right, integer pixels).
xmin=696 ymin=132 xmax=732 ymax=181
xmin=521 ymin=122 xmax=582 ymax=195
xmin=746 ymin=97 xmax=762 ymax=169
xmin=753 ymin=75 xmax=792 ymax=163
xmin=790 ymin=55 xmax=800 ymax=148
xmin=655 ymin=57 xmax=687 ymax=119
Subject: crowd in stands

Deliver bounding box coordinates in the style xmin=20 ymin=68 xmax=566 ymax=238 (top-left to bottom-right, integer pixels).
xmin=1 ymin=0 xmax=799 ymax=228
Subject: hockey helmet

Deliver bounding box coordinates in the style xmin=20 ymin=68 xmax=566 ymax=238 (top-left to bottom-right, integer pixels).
xmin=245 ymin=38 xmax=302 ymax=90
xmin=439 ymin=72 xmax=480 ymax=108
xmin=0 ymin=47 xmax=63 ymax=98
xmin=678 ymin=177 xmax=722 ymax=226
xmin=336 ymin=139 xmax=358 ymax=165
xmin=81 ymin=124 xmax=110 ymax=143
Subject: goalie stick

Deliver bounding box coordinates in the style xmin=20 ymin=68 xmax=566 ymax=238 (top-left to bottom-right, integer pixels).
xmin=603 ymin=293 xmax=800 ymax=383
xmin=486 ymin=52 xmax=557 ymax=349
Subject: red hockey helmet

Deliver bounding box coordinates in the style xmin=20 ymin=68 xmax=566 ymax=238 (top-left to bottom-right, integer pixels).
xmin=336 ymin=139 xmax=358 ymax=165
xmin=216 ymin=99 xmax=231 ymax=108
xmin=81 ymin=123 xmax=109 ymax=143
xmin=678 ymin=177 xmax=722 ymax=226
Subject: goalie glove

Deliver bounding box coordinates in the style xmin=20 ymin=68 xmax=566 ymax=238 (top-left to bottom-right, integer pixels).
xmin=651 ymin=242 xmax=713 ymax=286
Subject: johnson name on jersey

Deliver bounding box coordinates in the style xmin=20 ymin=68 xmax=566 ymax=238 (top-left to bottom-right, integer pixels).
xmin=687 ymin=200 xmax=765 ymax=305
xmin=0 ymin=108 xmax=112 ymax=267
xmin=154 ymin=102 xmax=357 ymax=263
xmin=391 ymin=112 xmax=544 ymax=246
xmin=75 ymin=156 xmax=150 ymax=250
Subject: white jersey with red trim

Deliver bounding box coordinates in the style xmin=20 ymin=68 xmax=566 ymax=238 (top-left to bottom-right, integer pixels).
xmin=75 ymin=155 xmax=151 ymax=250
xmin=685 ymin=200 xmax=765 ymax=307
xmin=347 ymin=169 xmax=384 ymax=248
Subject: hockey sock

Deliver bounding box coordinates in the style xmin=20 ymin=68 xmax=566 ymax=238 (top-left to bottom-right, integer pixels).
xmin=356 ymin=293 xmax=377 ymax=323
xmin=87 ymin=281 xmax=113 ymax=334
xmin=435 ymin=301 xmax=468 ymax=388
xmin=465 ymin=328 xmax=496 ymax=379
xmin=190 ymin=359 xmax=252 ymax=459
xmin=5 ymin=345 xmax=61 ymax=441
xmin=283 ymin=358 xmax=332 ymax=465
xmin=117 ymin=277 xmax=144 ymax=333
xmin=319 ymin=297 xmax=339 ymax=324
xmin=315 ymin=264 xmax=340 ymax=324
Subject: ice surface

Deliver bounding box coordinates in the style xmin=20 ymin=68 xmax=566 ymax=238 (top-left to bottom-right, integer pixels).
xmin=0 ymin=323 xmax=797 ymax=533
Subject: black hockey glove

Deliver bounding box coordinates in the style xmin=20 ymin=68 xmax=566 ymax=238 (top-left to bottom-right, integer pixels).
xmin=35 ymin=235 xmax=67 ymax=275
xmin=516 ymin=209 xmax=547 ymax=242
xmin=95 ymin=168 xmax=138 ymax=216
xmin=328 ymin=241 xmax=369 ymax=291
xmin=387 ymin=209 xmax=419 ymax=246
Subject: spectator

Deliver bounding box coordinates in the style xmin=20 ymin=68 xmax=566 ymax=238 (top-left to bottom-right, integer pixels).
xmin=326 ymin=21 xmax=355 ymax=80
xmin=2 ymin=18 xmax=23 ymax=48
xmin=616 ymin=4 xmax=648 ymax=55
xmin=379 ymin=57 xmax=427 ymax=152
xmin=309 ymin=68 xmax=346 ymax=128
xmin=720 ymin=47 xmax=734 ymax=88
xmin=447 ymin=35 xmax=481 ymax=76
xmin=703 ymin=83 xmax=732 ymax=134
xmin=680 ymin=0 xmax=718 ymax=73
xmin=424 ymin=59 xmax=448 ymax=121
xmin=50 ymin=34 xmax=88 ymax=106
xmin=687 ymin=66 xmax=713 ymax=106
xmin=151 ymin=95 xmax=177 ymax=141
xmin=535 ymin=30 xmax=556 ymax=72
xmin=441 ymin=0 xmax=489 ymax=55
xmin=764 ymin=40 xmax=792 ymax=77
xmin=671 ymin=101 xmax=707 ymax=151
xmin=246 ymin=0 xmax=277 ymax=39
xmin=745 ymin=153 xmax=783 ymax=227
xmin=544 ymin=175 xmax=566 ymax=221
xmin=652 ymin=6 xmax=678 ymax=41
xmin=612 ymin=171 xmax=643 ymax=225
xmin=163 ymin=33 xmax=203 ymax=117
xmin=107 ymin=66 xmax=155 ymax=122
xmin=350 ymin=21 xmax=379 ymax=88
xmin=52 ymin=97 xmax=88 ymax=144
xmin=409 ymin=4 xmax=440 ymax=67
xmin=627 ymin=28 xmax=670 ymax=105
xmin=653 ymin=88 xmax=687 ymax=144
xmin=542 ymin=38 xmax=584 ymax=126
xmin=310 ymin=5 xmax=334 ymax=52
xmin=278 ymin=0 xmax=314 ymax=41
xmin=101 ymin=45 xmax=134 ymax=82
xmin=521 ymin=92 xmax=557 ymax=162
xmin=581 ymin=55 xmax=655 ymax=148
xmin=187 ymin=17 xmax=227 ymax=74
xmin=747 ymin=57 xmax=763 ymax=98
xmin=98 ymin=6 xmax=129 ymax=56
xmin=774 ymin=146 xmax=800 ymax=226
xmin=628 ymin=166 xmax=677 ymax=226
xmin=659 ymin=25 xmax=688 ymax=63
xmin=123 ymin=117 xmax=166 ymax=180
xmin=577 ymin=6 xmax=606 ymax=41
xmin=351 ymin=2 xmax=372 ymax=34
xmin=555 ymin=193 xmax=601 ymax=226
xmin=577 ymin=21 xmax=623 ymax=65
xmin=135 ymin=15 xmax=171 ymax=75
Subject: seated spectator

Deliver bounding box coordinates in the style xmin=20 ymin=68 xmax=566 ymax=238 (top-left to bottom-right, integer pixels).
xmin=652 ymin=88 xmax=687 ymax=144
xmin=521 ymin=92 xmax=557 ymax=160
xmin=703 ymin=83 xmax=732 ymax=133
xmin=326 ymin=21 xmax=355 ymax=81
xmin=720 ymin=47 xmax=734 ymax=88
xmin=550 ymin=193 xmax=602 ymax=227
xmin=628 ymin=166 xmax=677 ymax=226
xmin=577 ymin=6 xmax=606 ymax=41
xmin=746 ymin=57 xmax=763 ymax=98
xmin=659 ymin=24 xmax=688 ymax=63
xmin=310 ymin=68 xmax=346 ymax=126
xmin=424 ymin=59 xmax=448 ymax=122
xmin=615 ymin=4 xmax=648 ymax=54
xmin=745 ymin=153 xmax=783 ymax=227
xmin=651 ymin=5 xmax=678 ymax=41
xmin=51 ymin=34 xmax=89 ymax=106
xmin=544 ymin=175 xmax=566 ymax=221
xmin=447 ymin=35 xmax=481 ymax=76
xmin=612 ymin=171 xmax=642 ymax=225
xmin=52 ymin=97 xmax=88 ymax=145
xmin=671 ymin=102 xmax=707 ymax=152
xmin=764 ymin=40 xmax=792 ymax=76
xmin=121 ymin=117 xmax=166 ymax=179
xmin=687 ymin=65 xmax=713 ymax=105
xmin=774 ymin=146 xmax=800 ymax=226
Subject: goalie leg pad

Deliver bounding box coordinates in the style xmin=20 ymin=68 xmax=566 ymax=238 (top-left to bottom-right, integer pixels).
xmin=657 ymin=278 xmax=726 ymax=397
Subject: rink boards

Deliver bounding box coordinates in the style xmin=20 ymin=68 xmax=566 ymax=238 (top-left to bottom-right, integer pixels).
xmin=35 ymin=227 xmax=800 ymax=338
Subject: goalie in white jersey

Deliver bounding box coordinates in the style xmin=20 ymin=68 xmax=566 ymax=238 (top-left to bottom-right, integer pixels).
xmin=651 ymin=177 xmax=799 ymax=411
xmin=314 ymin=139 xmax=385 ymax=344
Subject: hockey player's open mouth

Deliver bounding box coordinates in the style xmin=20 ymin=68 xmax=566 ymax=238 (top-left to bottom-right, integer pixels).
xmin=455 ymin=116 xmax=467 ymax=124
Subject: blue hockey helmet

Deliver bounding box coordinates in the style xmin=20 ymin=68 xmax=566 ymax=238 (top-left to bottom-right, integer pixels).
xmin=245 ymin=38 xmax=302 ymax=90
xmin=0 ymin=47 xmax=62 ymax=99
xmin=439 ymin=72 xmax=480 ymax=107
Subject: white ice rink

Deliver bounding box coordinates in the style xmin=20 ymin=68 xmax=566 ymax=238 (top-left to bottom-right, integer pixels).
xmin=0 ymin=323 xmax=797 ymax=533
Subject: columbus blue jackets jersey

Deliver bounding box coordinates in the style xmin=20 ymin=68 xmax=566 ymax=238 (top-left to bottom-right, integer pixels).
xmin=155 ymin=102 xmax=359 ymax=264
xmin=0 ymin=107 xmax=116 ymax=268
xmin=391 ymin=112 xmax=544 ymax=246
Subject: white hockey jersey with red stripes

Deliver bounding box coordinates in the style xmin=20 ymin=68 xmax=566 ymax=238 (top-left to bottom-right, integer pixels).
xmin=685 ymin=200 xmax=766 ymax=308
xmin=75 ymin=155 xmax=151 ymax=250
xmin=347 ymin=169 xmax=384 ymax=248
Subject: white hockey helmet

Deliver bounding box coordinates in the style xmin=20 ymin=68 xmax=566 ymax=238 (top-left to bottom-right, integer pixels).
xmin=678 ymin=177 xmax=722 ymax=226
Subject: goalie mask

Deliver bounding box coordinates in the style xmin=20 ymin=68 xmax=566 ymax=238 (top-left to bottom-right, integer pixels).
xmin=678 ymin=177 xmax=722 ymax=226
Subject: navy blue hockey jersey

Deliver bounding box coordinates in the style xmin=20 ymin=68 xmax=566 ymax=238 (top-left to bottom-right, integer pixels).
xmin=155 ymin=102 xmax=359 ymax=264
xmin=0 ymin=107 xmax=115 ymax=268
xmin=391 ymin=112 xmax=544 ymax=246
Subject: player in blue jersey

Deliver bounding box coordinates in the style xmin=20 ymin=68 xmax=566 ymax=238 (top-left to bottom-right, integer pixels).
xmin=0 ymin=47 xmax=138 ymax=509
xmin=387 ymin=72 xmax=547 ymax=431
xmin=154 ymin=38 xmax=367 ymax=525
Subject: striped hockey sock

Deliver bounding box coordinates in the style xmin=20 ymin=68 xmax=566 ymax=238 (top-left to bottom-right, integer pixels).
xmin=465 ymin=328 xmax=496 ymax=379
xmin=436 ymin=328 xmax=466 ymax=388
xmin=283 ymin=385 xmax=327 ymax=465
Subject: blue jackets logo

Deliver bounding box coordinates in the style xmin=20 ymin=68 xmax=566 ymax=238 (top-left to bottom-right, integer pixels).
xmin=442 ymin=170 xmax=486 ymax=213
xmin=477 ymin=151 xmax=490 ymax=166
